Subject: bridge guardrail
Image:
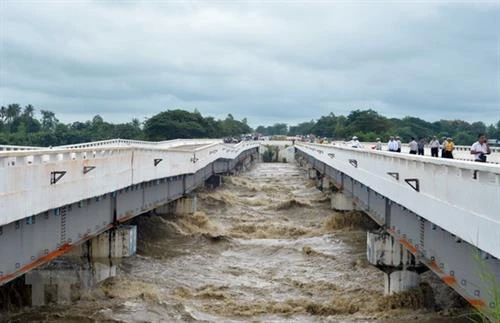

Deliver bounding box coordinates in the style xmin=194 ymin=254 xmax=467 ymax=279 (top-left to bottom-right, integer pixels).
xmin=296 ymin=142 xmax=500 ymax=259
xmin=55 ymin=138 xmax=223 ymax=150
xmin=0 ymin=145 xmax=45 ymax=152
xmin=333 ymin=142 xmax=500 ymax=163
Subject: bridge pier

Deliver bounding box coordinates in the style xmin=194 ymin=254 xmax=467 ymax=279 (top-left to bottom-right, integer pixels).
xmin=330 ymin=192 xmax=356 ymax=211
xmin=306 ymin=164 xmax=318 ymax=180
xmin=367 ymin=231 xmax=427 ymax=295
xmin=308 ymin=168 xmax=317 ymax=179
xmin=155 ymin=195 xmax=197 ymax=215
xmin=24 ymin=225 xmax=136 ymax=306
xmin=24 ymin=259 xmax=117 ymax=306
xmin=25 ymin=269 xmax=78 ymax=306
xmin=278 ymin=145 xmax=295 ymax=163
xmin=383 ymin=270 xmax=421 ymax=295
xmin=243 ymin=154 xmax=253 ymax=169
xmin=174 ymin=196 xmax=197 ymax=215
xmin=205 ymin=175 xmax=222 ymax=189
xmin=317 ymin=176 xmax=332 ymax=191
xmin=69 ymin=225 xmax=137 ymax=259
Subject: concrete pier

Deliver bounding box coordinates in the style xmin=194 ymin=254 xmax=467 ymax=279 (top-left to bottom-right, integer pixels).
xmin=155 ymin=195 xmax=197 ymax=215
xmin=25 ymin=225 xmax=136 ymax=306
xmin=25 ymin=269 xmax=78 ymax=305
xmin=330 ymin=192 xmax=355 ymax=211
xmin=173 ymin=196 xmax=197 ymax=215
xmin=24 ymin=260 xmax=117 ymax=306
xmin=320 ymin=176 xmax=332 ymax=191
xmin=367 ymin=231 xmax=426 ymax=295
xmin=205 ymin=174 xmax=222 ymax=189
xmin=69 ymin=225 xmax=137 ymax=259
xmin=384 ymin=270 xmax=421 ymax=295
xmin=278 ymin=146 xmax=295 ymax=163
xmin=308 ymin=167 xmax=318 ymax=180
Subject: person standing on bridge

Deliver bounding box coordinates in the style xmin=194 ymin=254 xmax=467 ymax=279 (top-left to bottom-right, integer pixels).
xmin=349 ymin=136 xmax=362 ymax=148
xmin=417 ymin=138 xmax=425 ymax=155
xmin=375 ymin=138 xmax=382 ymax=150
xmin=442 ymin=137 xmax=454 ymax=159
xmin=440 ymin=136 xmax=447 ymax=157
xmin=387 ymin=136 xmax=398 ymax=152
xmin=470 ymin=134 xmax=491 ymax=162
xmin=408 ymin=137 xmax=418 ymax=154
xmin=395 ymin=136 xmax=402 ymax=152
xmin=429 ymin=136 xmax=440 ymax=157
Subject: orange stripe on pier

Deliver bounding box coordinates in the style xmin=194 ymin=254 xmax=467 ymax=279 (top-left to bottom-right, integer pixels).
xmin=427 ymin=259 xmax=444 ymax=274
xmin=0 ymin=243 xmax=73 ymax=284
xmin=468 ymin=299 xmax=486 ymax=308
xmin=398 ymin=238 xmax=417 ymax=254
xmin=442 ymin=276 xmax=456 ymax=285
xmin=0 ymin=223 xmax=114 ymax=285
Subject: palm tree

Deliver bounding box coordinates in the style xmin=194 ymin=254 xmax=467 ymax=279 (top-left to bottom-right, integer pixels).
xmin=0 ymin=106 xmax=6 ymax=123
xmin=6 ymin=103 xmax=21 ymax=123
xmin=22 ymin=104 xmax=35 ymax=118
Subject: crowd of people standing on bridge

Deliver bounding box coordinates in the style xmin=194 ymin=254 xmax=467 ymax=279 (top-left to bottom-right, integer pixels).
xmin=365 ymin=134 xmax=492 ymax=162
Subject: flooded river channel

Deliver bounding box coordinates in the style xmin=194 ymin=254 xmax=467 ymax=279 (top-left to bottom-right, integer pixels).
xmin=4 ymin=162 xmax=469 ymax=322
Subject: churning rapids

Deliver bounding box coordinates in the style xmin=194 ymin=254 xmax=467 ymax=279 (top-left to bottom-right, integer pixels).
xmin=4 ymin=162 xmax=469 ymax=322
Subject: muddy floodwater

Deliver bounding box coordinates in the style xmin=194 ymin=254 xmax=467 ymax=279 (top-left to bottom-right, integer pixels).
xmin=4 ymin=163 xmax=469 ymax=322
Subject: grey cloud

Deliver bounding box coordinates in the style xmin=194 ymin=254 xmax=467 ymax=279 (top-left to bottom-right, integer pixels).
xmin=1 ymin=1 xmax=498 ymax=127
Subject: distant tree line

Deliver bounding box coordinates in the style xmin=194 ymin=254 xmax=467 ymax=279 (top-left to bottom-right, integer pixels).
xmin=256 ymin=109 xmax=500 ymax=145
xmin=0 ymin=104 xmax=251 ymax=146
xmin=144 ymin=110 xmax=251 ymax=141
xmin=1 ymin=104 xmax=498 ymax=146
xmin=0 ymin=104 xmax=144 ymax=146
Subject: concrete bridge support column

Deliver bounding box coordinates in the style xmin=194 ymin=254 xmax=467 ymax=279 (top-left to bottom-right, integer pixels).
xmin=155 ymin=195 xmax=197 ymax=216
xmin=243 ymin=155 xmax=252 ymax=169
xmin=330 ymin=192 xmax=355 ymax=211
xmin=173 ymin=196 xmax=197 ymax=215
xmin=384 ymin=270 xmax=421 ymax=295
xmin=236 ymin=156 xmax=252 ymax=173
xmin=306 ymin=164 xmax=318 ymax=180
xmin=70 ymin=225 xmax=137 ymax=259
xmin=252 ymin=152 xmax=259 ymax=164
xmin=25 ymin=226 xmax=137 ymax=306
xmin=278 ymin=146 xmax=295 ymax=163
xmin=205 ymin=175 xmax=222 ymax=189
xmin=367 ymin=231 xmax=426 ymax=295
xmin=25 ymin=271 xmax=44 ymax=306
xmin=25 ymin=269 xmax=78 ymax=306
xmin=24 ymin=260 xmax=118 ymax=307
xmin=308 ymin=168 xmax=317 ymax=179
xmin=319 ymin=176 xmax=332 ymax=191
xmin=295 ymin=155 xmax=303 ymax=166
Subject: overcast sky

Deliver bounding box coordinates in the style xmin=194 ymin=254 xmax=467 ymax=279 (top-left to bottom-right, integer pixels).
xmin=1 ymin=1 xmax=499 ymax=127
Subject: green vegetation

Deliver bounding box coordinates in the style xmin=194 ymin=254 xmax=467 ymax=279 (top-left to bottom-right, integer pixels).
xmin=467 ymin=252 xmax=500 ymax=323
xmin=0 ymin=103 xmax=144 ymax=146
xmin=144 ymin=110 xmax=250 ymax=141
xmin=262 ymin=145 xmax=279 ymax=162
xmin=257 ymin=109 xmax=500 ymax=145
xmin=1 ymin=104 xmax=498 ymax=146
xmin=0 ymin=104 xmax=250 ymax=146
